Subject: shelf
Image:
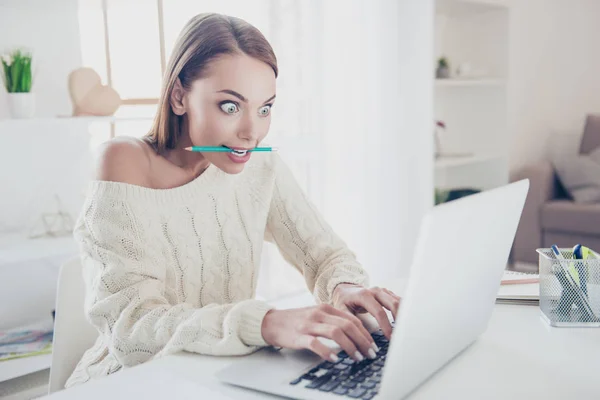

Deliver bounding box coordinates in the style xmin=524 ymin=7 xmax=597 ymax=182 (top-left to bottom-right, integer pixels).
xmin=0 ymin=233 xmax=77 ymax=265
xmin=436 ymin=0 xmax=510 ymax=17
xmin=435 ymin=154 xmax=504 ymax=169
xmin=0 ymin=354 xmax=52 ymax=383
xmin=435 ymin=78 xmax=505 ymax=87
xmin=0 ymin=116 xmax=153 ymax=125
xmin=435 ymin=154 xmax=508 ymax=190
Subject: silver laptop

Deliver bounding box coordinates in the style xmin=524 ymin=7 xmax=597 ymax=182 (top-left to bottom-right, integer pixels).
xmin=217 ymin=179 xmax=529 ymax=399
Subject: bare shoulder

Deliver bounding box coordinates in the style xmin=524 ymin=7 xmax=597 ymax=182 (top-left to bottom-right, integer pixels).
xmin=95 ymin=136 xmax=153 ymax=186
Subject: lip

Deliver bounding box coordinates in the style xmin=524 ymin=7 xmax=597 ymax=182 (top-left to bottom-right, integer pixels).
xmin=224 ymin=145 xmax=254 ymax=151
xmin=227 ymin=151 xmax=252 ymax=164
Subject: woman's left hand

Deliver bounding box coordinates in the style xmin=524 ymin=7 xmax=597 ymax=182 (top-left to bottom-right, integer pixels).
xmin=332 ymin=284 xmax=401 ymax=340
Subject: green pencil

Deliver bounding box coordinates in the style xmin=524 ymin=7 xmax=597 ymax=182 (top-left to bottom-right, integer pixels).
xmin=184 ymin=146 xmax=277 ymax=152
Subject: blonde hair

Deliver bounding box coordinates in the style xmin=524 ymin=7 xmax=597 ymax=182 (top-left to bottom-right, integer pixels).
xmin=145 ymin=13 xmax=278 ymax=153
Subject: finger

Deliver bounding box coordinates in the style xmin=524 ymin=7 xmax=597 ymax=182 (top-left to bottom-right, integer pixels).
xmin=373 ymin=290 xmax=401 ymax=321
xmin=319 ymin=305 xmax=376 ymax=349
xmin=321 ymin=314 xmax=377 ymax=360
xmin=359 ymin=291 xmax=394 ymax=340
xmin=310 ymin=323 xmax=364 ymax=362
xmin=337 ymin=303 xmax=353 ymax=315
xmin=383 ymin=288 xmax=401 ymax=300
xmin=298 ymin=335 xmax=340 ymax=363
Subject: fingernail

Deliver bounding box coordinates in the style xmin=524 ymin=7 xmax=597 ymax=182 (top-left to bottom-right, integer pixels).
xmin=354 ymin=351 xmax=364 ymax=362
xmin=371 ymin=343 xmax=379 ymax=353
xmin=330 ymin=353 xmax=340 ymax=363
xmin=368 ymin=349 xmax=377 ymax=359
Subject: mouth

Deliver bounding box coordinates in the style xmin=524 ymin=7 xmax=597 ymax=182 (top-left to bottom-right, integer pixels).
xmin=222 ymin=145 xmax=251 ymax=157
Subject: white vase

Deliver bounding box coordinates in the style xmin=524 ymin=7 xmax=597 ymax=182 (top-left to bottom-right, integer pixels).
xmin=7 ymin=93 xmax=35 ymax=118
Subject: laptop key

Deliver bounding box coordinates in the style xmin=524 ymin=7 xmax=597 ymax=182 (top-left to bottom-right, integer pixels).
xmin=362 ymin=391 xmax=377 ymax=400
xmin=362 ymin=381 xmax=377 ymax=390
xmin=348 ymin=387 xmax=368 ymax=398
xmin=319 ymin=379 xmax=341 ymax=392
xmin=305 ymin=380 xmax=322 ymax=389
xmin=333 ymin=386 xmax=349 ymax=395
xmin=289 ymin=377 xmax=302 ymax=385
xmin=352 ymin=375 xmax=367 ymax=383
xmin=320 ymin=362 xmax=334 ymax=369
xmin=341 ymin=381 xmax=357 ymax=388
xmin=305 ymin=372 xmax=333 ymax=389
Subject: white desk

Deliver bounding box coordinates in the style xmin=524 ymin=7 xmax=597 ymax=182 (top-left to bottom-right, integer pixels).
xmin=43 ymin=292 xmax=600 ymax=400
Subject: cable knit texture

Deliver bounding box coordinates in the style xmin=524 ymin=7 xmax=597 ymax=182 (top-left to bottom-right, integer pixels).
xmin=65 ymin=151 xmax=369 ymax=388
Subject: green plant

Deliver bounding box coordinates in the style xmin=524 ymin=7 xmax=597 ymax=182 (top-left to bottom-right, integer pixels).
xmin=1 ymin=49 xmax=33 ymax=93
xmin=437 ymin=57 xmax=449 ymax=69
xmin=435 ymin=188 xmax=449 ymax=205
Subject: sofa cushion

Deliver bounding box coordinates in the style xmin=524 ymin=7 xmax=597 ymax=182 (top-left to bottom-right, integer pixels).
xmin=541 ymin=200 xmax=600 ymax=235
xmin=580 ymin=114 xmax=600 ymax=155
xmin=552 ymin=145 xmax=600 ymax=203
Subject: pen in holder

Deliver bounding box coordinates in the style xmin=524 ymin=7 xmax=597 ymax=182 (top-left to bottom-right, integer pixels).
xmin=537 ymin=248 xmax=600 ymax=327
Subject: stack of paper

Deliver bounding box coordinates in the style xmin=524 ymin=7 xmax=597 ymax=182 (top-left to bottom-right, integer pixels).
xmin=496 ymin=270 xmax=539 ymax=306
xmin=0 ymin=330 xmax=53 ymax=362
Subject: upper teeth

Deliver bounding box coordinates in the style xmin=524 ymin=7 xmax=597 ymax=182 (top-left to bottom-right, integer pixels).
xmin=231 ymin=149 xmax=247 ymax=156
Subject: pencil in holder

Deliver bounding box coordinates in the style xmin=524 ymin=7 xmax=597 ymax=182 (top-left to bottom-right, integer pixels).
xmin=537 ymin=248 xmax=600 ymax=327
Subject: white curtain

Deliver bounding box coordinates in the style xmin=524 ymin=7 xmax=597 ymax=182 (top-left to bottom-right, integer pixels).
xmin=258 ymin=0 xmax=434 ymax=298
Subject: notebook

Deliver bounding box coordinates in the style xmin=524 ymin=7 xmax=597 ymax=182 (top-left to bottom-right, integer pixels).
xmin=496 ymin=270 xmax=539 ymax=305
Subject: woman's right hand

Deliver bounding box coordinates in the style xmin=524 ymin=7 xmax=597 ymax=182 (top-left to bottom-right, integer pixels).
xmin=261 ymin=304 xmax=379 ymax=363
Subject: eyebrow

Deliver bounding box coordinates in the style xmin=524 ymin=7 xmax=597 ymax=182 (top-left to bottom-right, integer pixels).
xmin=217 ymin=89 xmax=276 ymax=104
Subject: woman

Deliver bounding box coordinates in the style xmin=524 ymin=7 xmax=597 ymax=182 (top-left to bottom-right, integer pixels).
xmin=66 ymin=13 xmax=400 ymax=388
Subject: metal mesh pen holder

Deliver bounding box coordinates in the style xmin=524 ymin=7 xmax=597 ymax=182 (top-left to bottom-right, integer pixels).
xmin=537 ymin=248 xmax=600 ymax=327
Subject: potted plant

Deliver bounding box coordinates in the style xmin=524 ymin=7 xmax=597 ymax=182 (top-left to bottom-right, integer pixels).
xmin=436 ymin=56 xmax=450 ymax=79
xmin=1 ymin=48 xmax=35 ymax=118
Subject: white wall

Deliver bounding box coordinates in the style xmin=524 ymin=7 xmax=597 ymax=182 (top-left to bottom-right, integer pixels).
xmin=321 ymin=0 xmax=434 ymax=285
xmin=508 ymin=0 xmax=600 ymax=172
xmin=0 ymin=0 xmax=89 ymax=233
xmin=0 ymin=0 xmax=82 ymax=118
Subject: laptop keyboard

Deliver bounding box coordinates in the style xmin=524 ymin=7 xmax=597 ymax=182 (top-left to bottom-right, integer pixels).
xmin=289 ymin=322 xmax=394 ymax=399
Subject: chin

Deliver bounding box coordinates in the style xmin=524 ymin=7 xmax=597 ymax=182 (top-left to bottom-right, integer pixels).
xmin=218 ymin=163 xmax=246 ymax=175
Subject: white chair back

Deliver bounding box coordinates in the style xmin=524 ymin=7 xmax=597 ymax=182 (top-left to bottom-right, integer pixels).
xmin=48 ymin=257 xmax=98 ymax=393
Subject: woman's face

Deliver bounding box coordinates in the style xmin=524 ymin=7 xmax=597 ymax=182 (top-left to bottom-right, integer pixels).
xmin=176 ymin=53 xmax=276 ymax=174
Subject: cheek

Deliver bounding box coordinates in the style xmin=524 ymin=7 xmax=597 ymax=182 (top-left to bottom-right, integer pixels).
xmin=260 ymin=117 xmax=272 ymax=138
xmin=188 ymin=105 xmax=237 ymax=140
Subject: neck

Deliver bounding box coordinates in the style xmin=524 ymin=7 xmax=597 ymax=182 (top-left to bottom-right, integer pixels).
xmin=164 ymin=121 xmax=210 ymax=177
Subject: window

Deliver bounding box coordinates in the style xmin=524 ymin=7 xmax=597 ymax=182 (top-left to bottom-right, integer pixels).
xmin=77 ymin=0 xmax=271 ymax=142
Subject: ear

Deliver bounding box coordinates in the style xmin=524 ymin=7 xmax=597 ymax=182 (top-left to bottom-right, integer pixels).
xmin=170 ymin=78 xmax=187 ymax=116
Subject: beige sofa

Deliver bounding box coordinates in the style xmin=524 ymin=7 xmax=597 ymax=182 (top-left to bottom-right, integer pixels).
xmin=510 ymin=114 xmax=600 ymax=266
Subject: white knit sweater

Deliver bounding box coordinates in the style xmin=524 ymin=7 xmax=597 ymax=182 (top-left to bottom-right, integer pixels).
xmin=65 ymin=151 xmax=369 ymax=388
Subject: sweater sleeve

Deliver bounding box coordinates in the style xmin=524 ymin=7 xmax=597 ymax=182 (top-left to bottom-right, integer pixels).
xmin=74 ymin=195 xmax=274 ymax=368
xmin=265 ymin=153 xmax=369 ymax=304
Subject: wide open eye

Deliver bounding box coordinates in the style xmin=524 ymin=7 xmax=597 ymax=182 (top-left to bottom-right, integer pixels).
xmin=258 ymin=105 xmax=272 ymax=117
xmin=220 ymin=102 xmax=239 ymax=114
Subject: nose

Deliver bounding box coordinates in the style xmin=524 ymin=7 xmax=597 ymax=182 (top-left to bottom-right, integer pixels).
xmin=237 ymin=113 xmax=260 ymax=142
